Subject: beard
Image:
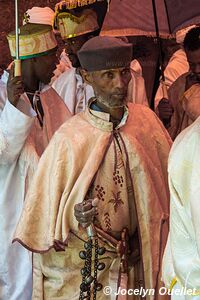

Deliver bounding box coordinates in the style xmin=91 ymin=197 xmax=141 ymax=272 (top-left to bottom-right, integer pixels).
xmin=96 ymin=93 xmax=127 ymax=109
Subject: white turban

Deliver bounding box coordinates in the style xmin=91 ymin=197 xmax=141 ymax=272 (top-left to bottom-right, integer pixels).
xmin=23 ymin=7 xmax=55 ymax=27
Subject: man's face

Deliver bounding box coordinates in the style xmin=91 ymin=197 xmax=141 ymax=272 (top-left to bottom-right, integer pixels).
xmin=88 ymin=67 xmax=131 ymax=108
xmin=186 ymin=48 xmax=200 ymax=81
xmin=33 ymin=48 xmax=59 ymax=84
xmin=64 ymin=33 xmax=95 ymax=68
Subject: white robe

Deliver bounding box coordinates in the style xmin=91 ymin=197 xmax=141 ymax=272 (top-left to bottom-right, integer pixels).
xmin=50 ymin=49 xmax=72 ymax=84
xmin=0 ymin=81 xmax=70 ymax=299
xmin=162 ymin=116 xmax=200 ymax=299
xmin=0 ymin=82 xmax=36 ymax=300
xmin=52 ymin=67 xmax=94 ymax=115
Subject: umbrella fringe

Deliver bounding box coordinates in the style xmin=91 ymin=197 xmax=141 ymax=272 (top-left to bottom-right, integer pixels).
xmin=56 ymin=0 xmax=108 ymax=10
xmin=100 ymin=28 xmax=174 ymax=39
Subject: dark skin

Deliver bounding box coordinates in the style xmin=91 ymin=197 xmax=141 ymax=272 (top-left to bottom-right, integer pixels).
xmin=7 ymin=48 xmax=59 ymax=107
xmin=74 ymin=66 xmax=132 ymax=228
xmin=64 ymin=32 xmax=98 ymax=68
xmin=74 ymin=198 xmax=98 ymax=228
xmin=157 ymin=98 xmax=174 ymax=125
xmin=158 ymin=47 xmax=200 ymax=125
xmin=82 ymin=67 xmax=131 ymax=121
xmin=185 ymin=48 xmax=200 ymax=90
xmin=7 ymin=64 xmax=24 ymax=107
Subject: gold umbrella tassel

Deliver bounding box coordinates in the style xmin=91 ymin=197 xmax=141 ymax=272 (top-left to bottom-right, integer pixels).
xmin=56 ymin=0 xmax=106 ymax=10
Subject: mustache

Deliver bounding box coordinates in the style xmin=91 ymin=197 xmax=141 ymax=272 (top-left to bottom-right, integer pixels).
xmin=113 ymin=88 xmax=127 ymax=94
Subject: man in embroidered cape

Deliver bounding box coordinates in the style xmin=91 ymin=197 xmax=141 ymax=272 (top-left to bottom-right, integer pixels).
xmin=14 ymin=36 xmax=171 ymax=299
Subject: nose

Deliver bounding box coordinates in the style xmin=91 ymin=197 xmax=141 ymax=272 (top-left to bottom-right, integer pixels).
xmin=114 ymin=73 xmax=125 ymax=90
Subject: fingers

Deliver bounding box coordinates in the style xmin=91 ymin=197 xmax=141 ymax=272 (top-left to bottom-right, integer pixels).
xmin=7 ymin=72 xmax=24 ymax=107
xmin=8 ymin=63 xmax=15 ymax=81
xmin=160 ymin=98 xmax=169 ymax=104
xmin=92 ymin=197 xmax=99 ymax=207
xmin=74 ymin=201 xmax=92 ymax=213
xmin=74 ymin=207 xmax=96 ymax=223
xmin=8 ymin=62 xmax=22 ymax=85
xmin=74 ymin=198 xmax=99 ymax=227
xmin=158 ymin=98 xmax=174 ymax=120
xmin=9 ymin=76 xmax=23 ymax=85
xmin=159 ymin=100 xmax=172 ymax=108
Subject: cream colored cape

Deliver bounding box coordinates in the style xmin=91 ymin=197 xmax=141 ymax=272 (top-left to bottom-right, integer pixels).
xmin=14 ymin=103 xmax=171 ymax=298
xmin=162 ymin=116 xmax=200 ymax=297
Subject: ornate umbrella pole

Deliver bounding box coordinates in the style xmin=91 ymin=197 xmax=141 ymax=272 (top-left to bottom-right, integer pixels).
xmin=152 ymin=0 xmax=165 ymax=81
xmin=14 ymin=0 xmax=21 ymax=77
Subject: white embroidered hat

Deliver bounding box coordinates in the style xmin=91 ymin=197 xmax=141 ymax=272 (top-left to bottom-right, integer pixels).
xmin=53 ymin=1 xmax=99 ymax=39
xmin=23 ymin=6 xmax=55 ymax=27
xmin=7 ymin=23 xmax=57 ymax=60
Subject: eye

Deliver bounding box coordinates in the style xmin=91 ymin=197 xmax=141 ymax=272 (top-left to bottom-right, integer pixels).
xmin=104 ymin=71 xmax=114 ymax=79
xmin=121 ymin=69 xmax=131 ymax=76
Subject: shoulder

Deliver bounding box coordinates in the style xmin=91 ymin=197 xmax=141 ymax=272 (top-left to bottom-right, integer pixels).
xmin=169 ymin=117 xmax=200 ymax=175
xmin=169 ymin=49 xmax=187 ymax=62
xmin=170 ymin=72 xmax=188 ymax=88
xmin=127 ymin=103 xmax=160 ymax=124
xmin=52 ymin=68 xmax=76 ymax=89
xmin=170 ymin=116 xmax=200 ymax=161
xmin=168 ymin=117 xmax=200 ymax=190
xmin=51 ymin=112 xmax=99 ymax=145
xmin=126 ymin=103 xmax=172 ymax=145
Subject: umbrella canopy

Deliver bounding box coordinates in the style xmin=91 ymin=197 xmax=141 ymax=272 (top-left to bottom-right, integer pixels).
xmin=100 ymin=0 xmax=200 ymax=37
xmin=165 ymin=0 xmax=200 ymax=32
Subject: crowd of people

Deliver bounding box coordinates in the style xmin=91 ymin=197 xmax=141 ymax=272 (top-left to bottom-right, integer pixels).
xmin=0 ymin=1 xmax=200 ymax=299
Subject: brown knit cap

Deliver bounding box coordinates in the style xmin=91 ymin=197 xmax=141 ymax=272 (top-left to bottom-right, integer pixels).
xmin=77 ymin=36 xmax=132 ymax=71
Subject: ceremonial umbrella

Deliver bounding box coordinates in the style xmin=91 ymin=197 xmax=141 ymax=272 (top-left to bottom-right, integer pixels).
xmin=100 ymin=0 xmax=200 ymax=106
xmin=100 ymin=0 xmax=200 ymax=37
xmin=14 ymin=0 xmax=21 ymax=76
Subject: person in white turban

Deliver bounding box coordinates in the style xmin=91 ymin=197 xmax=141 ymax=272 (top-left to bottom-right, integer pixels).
xmin=23 ymin=6 xmax=55 ymax=26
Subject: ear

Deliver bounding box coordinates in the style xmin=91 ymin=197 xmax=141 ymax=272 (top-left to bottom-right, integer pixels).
xmin=80 ymin=69 xmax=94 ymax=85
